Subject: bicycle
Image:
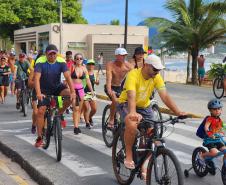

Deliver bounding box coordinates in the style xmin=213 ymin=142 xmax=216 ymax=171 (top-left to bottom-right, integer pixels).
xmin=17 ymin=79 xmax=29 ymax=117
xmin=212 ymin=67 xmax=225 ymax=99
xmin=184 ymin=134 xmax=226 ymax=185
xmin=102 ymin=89 xmax=162 ymax=148
xmin=112 ymin=115 xmax=189 ymax=185
xmin=42 ymin=95 xmax=69 ymax=161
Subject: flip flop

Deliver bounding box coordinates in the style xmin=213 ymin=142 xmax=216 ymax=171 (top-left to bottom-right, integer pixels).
xmin=124 ymin=160 xmax=135 ymax=170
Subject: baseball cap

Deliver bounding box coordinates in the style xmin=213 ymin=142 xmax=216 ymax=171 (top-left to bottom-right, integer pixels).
xmin=19 ymin=53 xmax=26 ymax=58
xmin=45 ymin=44 xmax=58 ymax=54
xmin=87 ymin=59 xmax=95 ymax=65
xmin=144 ymin=54 xmax=164 ymax=70
xmin=115 ymin=48 xmax=128 ymax=55
xmin=134 ymin=47 xmax=147 ymax=55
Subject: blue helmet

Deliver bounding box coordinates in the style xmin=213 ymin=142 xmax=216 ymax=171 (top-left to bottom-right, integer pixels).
xmin=207 ymin=99 xmax=223 ymax=109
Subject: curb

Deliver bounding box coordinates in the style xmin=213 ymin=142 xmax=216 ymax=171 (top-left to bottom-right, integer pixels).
xmin=96 ymin=93 xmax=203 ymax=119
xmin=0 ymin=140 xmax=53 ymax=185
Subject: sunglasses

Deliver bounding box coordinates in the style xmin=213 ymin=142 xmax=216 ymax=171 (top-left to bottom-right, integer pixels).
xmin=151 ymin=65 xmax=160 ymax=72
xmin=76 ymin=58 xmax=83 ymax=60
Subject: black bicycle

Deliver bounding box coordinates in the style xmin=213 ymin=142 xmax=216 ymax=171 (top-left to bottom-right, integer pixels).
xmin=42 ymin=95 xmax=69 ymax=161
xmin=17 ymin=79 xmax=29 ymax=117
xmin=102 ymin=90 xmax=162 ymax=148
xmin=112 ymin=115 xmax=189 ymax=185
xmin=213 ymin=67 xmax=225 ymax=99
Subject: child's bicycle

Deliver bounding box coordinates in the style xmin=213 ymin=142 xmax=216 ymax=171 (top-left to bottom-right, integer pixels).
xmin=184 ymin=134 xmax=226 ymax=185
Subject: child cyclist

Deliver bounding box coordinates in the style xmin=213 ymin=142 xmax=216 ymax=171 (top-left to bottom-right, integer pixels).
xmin=199 ymin=99 xmax=226 ymax=170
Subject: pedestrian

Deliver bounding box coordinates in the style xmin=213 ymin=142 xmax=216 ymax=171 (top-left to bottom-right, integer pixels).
xmin=97 ymin=52 xmax=104 ymax=75
xmin=8 ymin=52 xmax=17 ymax=95
xmin=197 ymin=54 xmax=205 ymax=86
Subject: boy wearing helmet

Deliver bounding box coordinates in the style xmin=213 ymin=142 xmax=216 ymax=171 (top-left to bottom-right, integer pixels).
xmin=199 ymin=99 xmax=226 ymax=169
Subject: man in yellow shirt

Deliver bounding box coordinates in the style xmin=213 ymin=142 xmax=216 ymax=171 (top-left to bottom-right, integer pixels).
xmin=118 ymin=54 xmax=185 ymax=170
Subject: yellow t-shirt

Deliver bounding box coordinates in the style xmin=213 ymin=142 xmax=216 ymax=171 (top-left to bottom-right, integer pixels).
xmin=118 ymin=68 xmax=165 ymax=108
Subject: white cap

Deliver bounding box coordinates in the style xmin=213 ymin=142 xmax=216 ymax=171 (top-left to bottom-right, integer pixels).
xmin=115 ymin=48 xmax=128 ymax=55
xmin=144 ymin=54 xmax=164 ymax=70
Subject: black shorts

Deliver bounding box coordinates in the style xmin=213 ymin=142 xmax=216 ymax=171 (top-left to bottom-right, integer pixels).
xmin=15 ymin=79 xmax=28 ymax=90
xmin=0 ymin=76 xmax=9 ymax=86
xmin=205 ymin=141 xmax=225 ymax=151
xmin=104 ymin=85 xmax=122 ymax=100
xmin=38 ymin=83 xmax=67 ymax=107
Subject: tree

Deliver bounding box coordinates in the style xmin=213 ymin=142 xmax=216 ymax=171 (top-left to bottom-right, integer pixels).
xmin=110 ymin=19 xmax=120 ymax=25
xmin=0 ymin=0 xmax=87 ymax=41
xmin=143 ymin=0 xmax=226 ymax=85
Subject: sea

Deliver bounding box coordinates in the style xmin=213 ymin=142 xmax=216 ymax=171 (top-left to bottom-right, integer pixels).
xmin=164 ymin=57 xmax=224 ymax=72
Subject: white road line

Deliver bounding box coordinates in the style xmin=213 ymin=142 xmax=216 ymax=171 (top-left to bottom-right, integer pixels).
xmin=16 ymin=134 xmax=107 ymax=177
xmin=0 ymin=128 xmax=29 ymax=133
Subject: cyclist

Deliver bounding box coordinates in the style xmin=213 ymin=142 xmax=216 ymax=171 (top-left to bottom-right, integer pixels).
xmin=105 ymin=48 xmax=133 ymax=128
xmin=71 ymin=53 xmax=94 ymax=134
xmin=15 ymin=53 xmax=30 ymax=109
xmin=83 ymin=59 xmax=99 ymax=128
xmin=34 ymin=44 xmax=76 ymax=147
xmin=199 ymin=99 xmax=226 ymax=169
xmin=118 ymin=54 xmax=185 ymax=171
xmin=129 ymin=47 xmax=146 ymax=69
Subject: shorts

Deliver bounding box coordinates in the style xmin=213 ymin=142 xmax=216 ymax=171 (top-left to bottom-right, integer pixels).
xmin=117 ymin=102 xmax=154 ymax=123
xmin=9 ymin=74 xmax=14 ymax=83
xmin=38 ymin=83 xmax=67 ymax=107
xmin=84 ymin=92 xmax=97 ymax=101
xmin=198 ymin=68 xmax=205 ymax=78
xmin=204 ymin=140 xmax=225 ymax=151
xmin=74 ymin=83 xmax=85 ymax=104
xmin=15 ymin=79 xmax=28 ymax=90
xmin=0 ymin=76 xmax=9 ymax=86
xmin=104 ymin=85 xmax=122 ymax=100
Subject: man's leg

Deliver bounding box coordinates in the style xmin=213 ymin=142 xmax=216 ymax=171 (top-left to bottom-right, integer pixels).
xmin=109 ymin=95 xmax=117 ymax=127
xmin=124 ymin=115 xmax=137 ymax=168
xmin=35 ymin=105 xmax=46 ymax=147
xmin=58 ymin=88 xmax=71 ymax=115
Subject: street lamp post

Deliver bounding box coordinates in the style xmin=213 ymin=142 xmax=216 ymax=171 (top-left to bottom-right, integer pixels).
xmin=124 ymin=0 xmax=128 ymax=50
xmin=56 ymin=0 xmax=63 ymax=54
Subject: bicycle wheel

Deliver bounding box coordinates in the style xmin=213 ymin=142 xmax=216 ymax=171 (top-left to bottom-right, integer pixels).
xmin=54 ymin=117 xmax=62 ymax=161
xmin=112 ymin=129 xmax=135 ymax=185
xmin=221 ymin=164 xmax=226 ymax=185
xmin=152 ymin=104 xmax=163 ymax=138
xmin=147 ymin=147 xmax=184 ymax=185
xmin=102 ymin=104 xmax=114 ymax=147
xmin=213 ymin=77 xmax=224 ymax=99
xmin=192 ymin=147 xmax=208 ymax=177
xmin=21 ymin=90 xmax=28 ymax=117
xmin=42 ymin=113 xmax=52 ymax=150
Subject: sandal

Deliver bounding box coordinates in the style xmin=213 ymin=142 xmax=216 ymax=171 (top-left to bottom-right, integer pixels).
xmin=124 ymin=160 xmax=135 ymax=170
xmin=141 ymin=172 xmax=147 ymax=181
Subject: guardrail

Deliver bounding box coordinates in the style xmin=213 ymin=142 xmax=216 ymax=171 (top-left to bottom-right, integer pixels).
xmin=96 ymin=94 xmax=203 ymax=119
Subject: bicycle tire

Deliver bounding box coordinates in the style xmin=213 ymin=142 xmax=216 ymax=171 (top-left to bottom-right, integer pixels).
xmin=102 ymin=104 xmax=114 ymax=147
xmin=54 ymin=117 xmax=62 ymax=161
xmin=112 ymin=129 xmax=135 ymax=185
xmin=192 ymin=147 xmax=208 ymax=177
xmin=152 ymin=104 xmax=163 ymax=138
xmin=147 ymin=147 xmax=184 ymax=185
xmin=22 ymin=90 xmax=28 ymax=117
xmin=221 ymin=164 xmax=226 ymax=185
xmin=42 ymin=114 xmax=52 ymax=150
xmin=213 ymin=77 xmax=224 ymax=99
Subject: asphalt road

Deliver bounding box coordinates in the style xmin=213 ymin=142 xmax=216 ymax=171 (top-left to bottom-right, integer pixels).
xmin=0 ymin=78 xmax=226 ymax=185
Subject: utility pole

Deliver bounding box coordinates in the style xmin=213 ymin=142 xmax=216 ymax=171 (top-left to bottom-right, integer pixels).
xmin=124 ymin=0 xmax=128 ymax=50
xmin=57 ymin=0 xmax=63 ymax=54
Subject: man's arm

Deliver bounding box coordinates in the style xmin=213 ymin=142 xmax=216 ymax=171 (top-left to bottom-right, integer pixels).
xmin=158 ymin=89 xmax=182 ymax=116
xmin=34 ymin=72 xmax=42 ymax=100
xmin=106 ymin=62 xmax=113 ymax=94
xmin=63 ymin=71 xmax=75 ymax=95
xmin=127 ymin=90 xmax=136 ymax=113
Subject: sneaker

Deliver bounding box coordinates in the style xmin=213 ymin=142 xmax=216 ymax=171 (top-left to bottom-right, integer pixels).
xmin=16 ymin=102 xmax=20 ymax=110
xmin=60 ymin=115 xmax=67 ymax=128
xmin=78 ymin=127 xmax=81 ymax=133
xmin=89 ymin=118 xmax=93 ymax=126
xmin=31 ymin=125 xmax=36 ymax=134
xmin=74 ymin=127 xmax=79 ymax=135
xmin=35 ymin=137 xmax=43 ymax=148
xmin=86 ymin=123 xmax=91 ymax=129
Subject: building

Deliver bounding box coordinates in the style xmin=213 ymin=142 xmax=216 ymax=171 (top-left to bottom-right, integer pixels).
xmin=14 ymin=23 xmax=148 ymax=63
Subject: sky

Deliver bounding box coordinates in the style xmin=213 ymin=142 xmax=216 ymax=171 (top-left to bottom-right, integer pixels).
xmin=82 ymin=0 xmax=172 ymax=25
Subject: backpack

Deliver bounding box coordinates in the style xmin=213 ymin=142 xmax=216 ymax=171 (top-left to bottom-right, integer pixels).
xmin=196 ymin=116 xmax=209 ymax=139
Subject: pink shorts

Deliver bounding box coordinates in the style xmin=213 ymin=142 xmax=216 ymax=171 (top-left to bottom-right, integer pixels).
xmin=74 ymin=83 xmax=85 ymax=101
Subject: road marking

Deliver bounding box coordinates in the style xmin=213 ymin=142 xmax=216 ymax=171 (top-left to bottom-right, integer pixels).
xmin=0 ymin=160 xmax=29 ymax=185
xmin=16 ymin=134 xmax=107 ymax=177
xmin=0 ymin=128 xmax=29 ymax=133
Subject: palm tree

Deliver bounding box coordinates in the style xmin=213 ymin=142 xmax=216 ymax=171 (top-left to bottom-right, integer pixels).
xmin=144 ymin=0 xmax=226 ymax=84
